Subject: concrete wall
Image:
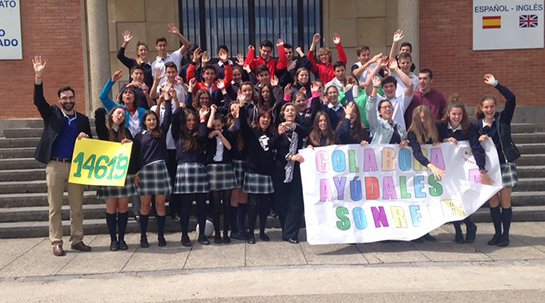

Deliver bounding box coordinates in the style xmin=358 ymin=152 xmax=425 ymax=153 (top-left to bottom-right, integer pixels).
xmin=323 ymin=0 xmax=399 ymax=67
xmin=106 ymin=0 xmax=180 ymax=96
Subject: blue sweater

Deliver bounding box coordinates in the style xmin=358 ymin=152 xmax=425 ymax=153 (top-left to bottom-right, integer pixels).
xmin=99 ymin=79 xmax=147 ymax=130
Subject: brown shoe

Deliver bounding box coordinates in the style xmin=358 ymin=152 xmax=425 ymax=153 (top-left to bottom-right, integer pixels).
xmin=53 ymin=244 xmax=65 ymax=256
xmin=71 ymin=241 xmax=92 ymax=252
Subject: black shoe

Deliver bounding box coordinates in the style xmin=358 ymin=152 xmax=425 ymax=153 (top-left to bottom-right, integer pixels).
xmin=454 ymin=233 xmax=465 ymax=244
xmin=231 ymin=231 xmax=249 ymax=240
xmin=465 ymin=225 xmax=477 ymax=243
xmin=119 ymin=240 xmax=128 ymax=250
xmin=181 ymin=236 xmax=192 ymax=247
xmin=223 ymin=234 xmax=231 ymax=244
xmin=158 ymin=237 xmax=167 ymax=247
xmin=423 ymin=233 xmax=437 ymax=241
xmin=487 ymin=234 xmax=501 ymax=245
xmin=214 ymin=234 xmax=223 ymax=244
xmin=285 ymin=238 xmax=299 ymax=244
xmin=497 ymin=235 xmax=510 ymax=247
xmin=140 ymin=237 xmax=149 ymax=248
xmin=247 ymin=236 xmax=256 ymax=244
xmin=411 ymin=237 xmax=424 ymax=244
xmin=110 ymin=241 xmax=119 ymax=251
xmin=260 ymin=233 xmax=270 ymax=242
xmin=174 ymin=213 xmax=181 ymax=221
xmin=198 ymin=235 xmax=210 ymax=245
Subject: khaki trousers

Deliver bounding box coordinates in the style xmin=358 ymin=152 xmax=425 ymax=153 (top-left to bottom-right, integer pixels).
xmin=46 ymin=161 xmax=84 ymax=246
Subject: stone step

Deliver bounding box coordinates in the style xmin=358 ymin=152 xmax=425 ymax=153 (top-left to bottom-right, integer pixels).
xmin=515 ymin=154 xmax=545 ymax=166
xmin=0 ymin=158 xmax=44 ymax=170
xmin=516 ymin=166 xmax=545 ymax=178
xmin=0 ymin=180 xmax=48 ymax=194
xmin=0 ymin=206 xmax=542 ymax=239
xmin=0 ymin=204 xmax=107 ymax=223
xmin=510 ymin=123 xmax=537 ymax=133
xmin=512 ymin=132 xmax=545 ymax=144
xmin=4 ymin=127 xmax=96 ymax=139
xmin=0 ymin=137 xmax=40 ymax=148
xmin=0 ymin=191 xmax=99 ymax=208
xmin=512 ymin=178 xmax=545 ymax=192
xmin=517 ymin=143 xmax=545 ymax=155
xmin=511 ymin=191 xmax=545 ymax=207
xmin=0 ymin=169 xmax=45 ymax=182
xmin=0 ymin=147 xmax=35 ymax=159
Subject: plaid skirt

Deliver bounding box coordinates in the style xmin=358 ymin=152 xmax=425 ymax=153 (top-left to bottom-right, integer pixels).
xmin=232 ymin=160 xmax=246 ymax=188
xmin=207 ymin=163 xmax=237 ymax=191
xmin=137 ymin=160 xmax=172 ymax=195
xmin=97 ymin=174 xmax=137 ymax=199
xmin=174 ymin=162 xmax=210 ymax=194
xmin=501 ymin=163 xmax=518 ymax=188
xmin=243 ymin=172 xmax=274 ymax=194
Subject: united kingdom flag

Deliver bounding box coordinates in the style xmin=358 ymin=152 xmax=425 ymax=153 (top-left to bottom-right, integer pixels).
xmin=519 ymin=15 xmax=539 ymax=28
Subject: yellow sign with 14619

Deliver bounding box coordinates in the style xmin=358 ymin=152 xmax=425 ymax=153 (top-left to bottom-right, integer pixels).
xmin=68 ymin=138 xmax=132 ymax=186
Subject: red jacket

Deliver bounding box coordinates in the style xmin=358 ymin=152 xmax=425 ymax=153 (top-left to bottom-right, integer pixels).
xmin=186 ymin=62 xmax=233 ymax=94
xmin=244 ymin=45 xmax=287 ymax=79
xmin=308 ymin=43 xmax=347 ymax=83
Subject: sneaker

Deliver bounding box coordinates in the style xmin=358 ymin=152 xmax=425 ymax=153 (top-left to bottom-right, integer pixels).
xmin=487 ymin=234 xmax=501 ymax=246
xmin=158 ymin=237 xmax=167 ymax=247
xmin=198 ymin=235 xmax=210 ymax=245
xmin=140 ymin=237 xmax=149 ymax=248
xmin=110 ymin=241 xmax=119 ymax=251
xmin=497 ymin=235 xmax=510 ymax=247
xmin=465 ymin=225 xmax=477 ymax=243
xmin=118 ymin=240 xmax=128 ymax=250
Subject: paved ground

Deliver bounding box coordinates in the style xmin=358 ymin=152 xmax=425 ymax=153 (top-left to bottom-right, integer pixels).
xmin=0 ymin=222 xmax=544 ymax=302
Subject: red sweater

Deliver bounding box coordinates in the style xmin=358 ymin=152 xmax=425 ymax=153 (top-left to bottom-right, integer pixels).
xmin=244 ymin=45 xmax=287 ymax=79
xmin=307 ymin=43 xmax=347 ymax=83
xmin=186 ymin=62 xmax=233 ymax=94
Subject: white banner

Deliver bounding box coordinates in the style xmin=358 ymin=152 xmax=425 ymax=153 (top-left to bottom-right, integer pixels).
xmin=299 ymin=140 xmax=502 ymax=245
xmin=0 ymin=0 xmax=22 ymax=60
xmin=473 ymin=0 xmax=544 ymax=50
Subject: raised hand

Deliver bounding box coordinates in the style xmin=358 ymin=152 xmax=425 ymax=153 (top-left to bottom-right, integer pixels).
xmin=112 ymin=70 xmax=123 ymax=82
xmin=32 ymin=55 xmax=47 ymax=77
xmin=199 ymin=106 xmax=209 ymax=120
xmin=154 ymin=67 xmax=164 ymax=81
xmin=345 ymin=102 xmax=356 ymax=115
xmin=371 ymin=53 xmax=383 ymax=63
xmin=333 ymin=33 xmax=341 ymax=45
xmin=276 ymin=38 xmax=284 ymax=47
xmin=167 ymin=23 xmax=179 ymax=35
xmin=270 ymin=75 xmax=279 ymax=86
xmin=248 ymin=45 xmax=255 ymax=51
xmin=393 ymin=29 xmax=404 ymax=42
xmin=284 ymin=83 xmax=292 ymax=96
xmin=122 ymin=30 xmax=133 ymax=44
xmin=202 ymin=51 xmax=211 ymax=65
xmin=243 ymin=64 xmax=251 ymax=73
xmin=378 ymin=56 xmax=389 ymax=68
xmin=311 ymin=82 xmax=320 ymax=93
xmin=188 ymin=78 xmax=196 ymax=92
xmin=193 ymin=48 xmax=202 ymax=63
xmin=484 ymin=74 xmax=497 ymax=85
xmin=312 ymin=33 xmax=321 ymax=44
xmin=218 ymin=48 xmax=229 ymax=62
xmin=372 ymin=76 xmax=382 ymax=88
xmin=217 ymin=80 xmax=226 ymax=91
xmin=295 ymin=47 xmax=305 ymax=57
xmin=389 ymin=57 xmax=399 ymax=71
xmin=236 ymin=53 xmax=244 ymax=66
xmin=210 ymin=104 xmax=218 ymax=113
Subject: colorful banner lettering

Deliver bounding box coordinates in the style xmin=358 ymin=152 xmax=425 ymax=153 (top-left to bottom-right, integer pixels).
xmin=68 ymin=138 xmax=132 ymax=186
xmin=299 ymin=139 xmax=502 ymax=245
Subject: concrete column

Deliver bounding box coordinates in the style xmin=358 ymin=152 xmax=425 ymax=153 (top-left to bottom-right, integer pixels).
xmin=398 ymin=0 xmax=419 ymax=67
xmin=86 ymin=0 xmax=110 ymax=112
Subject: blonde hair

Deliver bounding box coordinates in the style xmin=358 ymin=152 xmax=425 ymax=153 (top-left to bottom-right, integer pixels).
xmin=408 ymin=105 xmax=439 ymax=145
xmin=317 ymin=47 xmax=332 ymax=63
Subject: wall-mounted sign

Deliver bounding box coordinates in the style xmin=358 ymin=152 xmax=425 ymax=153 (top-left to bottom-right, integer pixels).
xmin=0 ymin=0 xmax=22 ymax=60
xmin=473 ymin=0 xmax=544 ymax=50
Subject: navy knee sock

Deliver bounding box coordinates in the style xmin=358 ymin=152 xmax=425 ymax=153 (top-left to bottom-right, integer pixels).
xmin=157 ymin=215 xmax=166 ymax=239
xmin=139 ymin=214 xmax=149 ymax=240
xmin=117 ymin=212 xmax=128 ymax=242
xmin=106 ymin=212 xmax=117 ymax=242
xmin=489 ymin=207 xmax=502 ymax=236
xmin=501 ymin=207 xmax=512 ymax=238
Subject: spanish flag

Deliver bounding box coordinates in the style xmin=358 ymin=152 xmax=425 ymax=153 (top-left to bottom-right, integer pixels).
xmin=482 ymin=16 xmax=501 ymax=29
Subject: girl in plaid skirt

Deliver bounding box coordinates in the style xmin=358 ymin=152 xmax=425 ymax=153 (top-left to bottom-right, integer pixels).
xmin=240 ymin=100 xmax=276 ymax=244
xmin=475 ymin=74 xmax=518 ymax=247
xmin=95 ymin=106 xmax=139 ymax=251
xmin=171 ymin=106 xmax=210 ymax=247
xmin=133 ymin=88 xmax=176 ymax=248
xmin=206 ymin=105 xmax=237 ymax=244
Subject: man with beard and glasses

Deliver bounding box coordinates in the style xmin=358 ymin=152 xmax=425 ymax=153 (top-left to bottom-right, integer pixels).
xmin=32 ymin=55 xmax=93 ymax=257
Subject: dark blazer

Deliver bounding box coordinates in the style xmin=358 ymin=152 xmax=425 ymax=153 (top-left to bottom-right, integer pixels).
xmin=33 ymin=83 xmax=92 ymax=164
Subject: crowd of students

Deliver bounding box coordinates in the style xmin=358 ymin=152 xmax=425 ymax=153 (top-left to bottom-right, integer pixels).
xmin=35 ymin=23 xmax=520 ymax=254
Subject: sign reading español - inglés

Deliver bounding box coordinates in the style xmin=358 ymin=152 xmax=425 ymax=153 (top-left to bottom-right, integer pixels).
xmin=0 ymin=0 xmax=22 ymax=60
xmin=473 ymin=0 xmax=544 ymax=50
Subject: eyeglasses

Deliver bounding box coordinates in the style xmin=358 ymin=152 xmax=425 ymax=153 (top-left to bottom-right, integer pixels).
xmin=60 ymin=96 xmax=75 ymax=101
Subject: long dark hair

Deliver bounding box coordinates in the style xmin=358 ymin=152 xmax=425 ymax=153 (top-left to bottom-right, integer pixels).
xmin=258 ymin=82 xmax=275 ymax=110
xmin=227 ymin=102 xmax=245 ymax=151
xmin=142 ymin=110 xmax=162 ymax=138
xmin=309 ymin=112 xmax=335 ymax=146
xmin=442 ymin=94 xmax=470 ymax=133
xmin=336 ymin=105 xmax=366 ymax=143
xmin=179 ymin=108 xmax=201 ymax=152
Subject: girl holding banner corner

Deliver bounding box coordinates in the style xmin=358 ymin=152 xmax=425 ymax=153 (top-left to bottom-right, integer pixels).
xmin=94 ymin=106 xmax=139 ymax=251
xmin=475 ymin=74 xmax=519 ymax=248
